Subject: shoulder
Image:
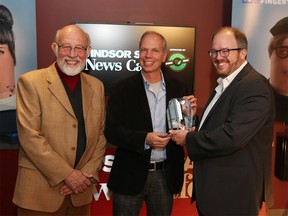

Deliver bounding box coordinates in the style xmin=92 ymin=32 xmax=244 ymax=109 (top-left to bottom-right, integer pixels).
xmin=243 ymin=67 xmax=270 ymax=89
xmin=81 ymin=72 xmax=104 ymax=86
xmin=113 ymin=73 xmax=141 ymax=90
xmin=234 ymin=66 xmax=273 ymax=103
xmin=237 ymin=63 xmax=270 ymax=89
xmin=120 ymin=72 xmax=141 ymax=84
xmin=18 ymin=66 xmax=51 ymax=82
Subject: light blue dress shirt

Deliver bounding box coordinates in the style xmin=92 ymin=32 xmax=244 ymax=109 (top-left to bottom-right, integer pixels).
xmin=142 ymin=72 xmax=167 ymax=162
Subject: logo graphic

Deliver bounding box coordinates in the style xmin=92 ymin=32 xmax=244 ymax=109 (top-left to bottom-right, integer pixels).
xmin=242 ymin=0 xmax=260 ymax=3
xmin=165 ymin=53 xmax=189 ymax=72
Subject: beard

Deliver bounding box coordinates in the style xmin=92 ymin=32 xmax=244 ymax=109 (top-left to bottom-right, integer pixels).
xmin=57 ymin=57 xmax=85 ymax=76
xmin=213 ymin=56 xmax=242 ymax=78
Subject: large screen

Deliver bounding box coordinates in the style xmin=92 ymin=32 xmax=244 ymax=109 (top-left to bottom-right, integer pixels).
xmin=76 ymin=23 xmax=196 ymax=94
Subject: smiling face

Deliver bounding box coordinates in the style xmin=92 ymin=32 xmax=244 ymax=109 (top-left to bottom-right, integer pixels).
xmin=269 ymin=37 xmax=288 ymax=96
xmin=211 ymin=29 xmax=247 ymax=78
xmin=0 ymin=43 xmax=15 ymax=99
xmin=139 ymin=33 xmax=167 ymax=75
xmin=51 ymin=25 xmax=91 ymax=76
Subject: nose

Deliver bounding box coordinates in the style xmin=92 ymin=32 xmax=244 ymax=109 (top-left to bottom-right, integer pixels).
xmin=68 ymin=48 xmax=77 ymax=57
xmin=145 ymin=50 xmax=153 ymax=58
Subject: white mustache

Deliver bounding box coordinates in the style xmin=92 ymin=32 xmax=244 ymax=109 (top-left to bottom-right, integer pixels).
xmin=64 ymin=57 xmax=81 ymax=62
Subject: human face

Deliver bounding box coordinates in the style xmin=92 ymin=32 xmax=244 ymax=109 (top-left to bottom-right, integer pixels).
xmin=52 ymin=26 xmax=91 ymax=76
xmin=270 ymin=37 xmax=288 ymax=96
xmin=139 ymin=33 xmax=167 ymax=74
xmin=0 ymin=44 xmax=15 ymax=99
xmin=210 ymin=30 xmax=246 ymax=78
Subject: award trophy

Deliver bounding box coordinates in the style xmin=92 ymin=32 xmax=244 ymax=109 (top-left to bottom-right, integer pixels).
xmin=167 ymin=98 xmax=193 ymax=130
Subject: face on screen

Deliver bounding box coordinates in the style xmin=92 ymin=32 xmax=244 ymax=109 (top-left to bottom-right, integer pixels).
xmin=270 ymin=37 xmax=288 ymax=96
xmin=0 ymin=43 xmax=15 ymax=99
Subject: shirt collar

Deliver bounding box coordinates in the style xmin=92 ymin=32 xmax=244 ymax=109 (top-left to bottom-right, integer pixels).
xmin=141 ymin=71 xmax=166 ymax=89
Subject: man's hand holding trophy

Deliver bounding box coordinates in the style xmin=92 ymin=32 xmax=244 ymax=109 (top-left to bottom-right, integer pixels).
xmin=167 ymin=95 xmax=197 ymax=146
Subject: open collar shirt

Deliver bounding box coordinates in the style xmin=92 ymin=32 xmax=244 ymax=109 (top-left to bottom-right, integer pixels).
xmin=142 ymin=71 xmax=167 ymax=162
xmin=199 ymin=61 xmax=247 ymax=130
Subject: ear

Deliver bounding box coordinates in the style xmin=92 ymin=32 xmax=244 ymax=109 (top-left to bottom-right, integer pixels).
xmin=51 ymin=42 xmax=58 ymax=55
xmin=240 ymin=49 xmax=248 ymax=60
xmin=86 ymin=45 xmax=92 ymax=57
xmin=162 ymin=51 xmax=168 ymax=62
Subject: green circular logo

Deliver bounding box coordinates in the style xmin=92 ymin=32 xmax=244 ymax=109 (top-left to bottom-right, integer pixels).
xmin=166 ymin=53 xmax=189 ymax=72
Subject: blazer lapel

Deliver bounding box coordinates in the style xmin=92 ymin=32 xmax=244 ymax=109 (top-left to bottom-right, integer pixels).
xmin=81 ymin=73 xmax=93 ymax=121
xmin=203 ymin=63 xmax=252 ymax=123
xmin=47 ymin=64 xmax=76 ymax=118
xmin=214 ymin=63 xmax=251 ymax=107
xmin=134 ymin=73 xmax=153 ymax=127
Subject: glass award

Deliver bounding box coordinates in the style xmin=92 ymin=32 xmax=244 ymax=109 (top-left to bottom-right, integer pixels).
xmin=167 ymin=98 xmax=193 ymax=130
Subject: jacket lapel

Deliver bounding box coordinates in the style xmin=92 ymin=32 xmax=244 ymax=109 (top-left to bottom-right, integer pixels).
xmin=134 ymin=73 xmax=153 ymax=127
xmin=203 ymin=63 xmax=252 ymax=123
xmin=81 ymin=73 xmax=93 ymax=121
xmin=47 ymin=64 xmax=76 ymax=118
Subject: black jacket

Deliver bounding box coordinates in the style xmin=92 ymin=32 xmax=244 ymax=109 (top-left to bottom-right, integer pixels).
xmin=105 ymin=72 xmax=191 ymax=195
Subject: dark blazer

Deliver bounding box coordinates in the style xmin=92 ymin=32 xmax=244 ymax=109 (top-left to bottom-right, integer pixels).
xmin=186 ymin=63 xmax=275 ymax=215
xmin=105 ymin=72 xmax=191 ymax=195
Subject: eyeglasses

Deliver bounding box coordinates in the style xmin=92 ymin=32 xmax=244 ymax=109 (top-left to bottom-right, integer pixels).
xmin=275 ymin=46 xmax=288 ymax=59
xmin=56 ymin=43 xmax=87 ymax=55
xmin=208 ymin=48 xmax=243 ymax=59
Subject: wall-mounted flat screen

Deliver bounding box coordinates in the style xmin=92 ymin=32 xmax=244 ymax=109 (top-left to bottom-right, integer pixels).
xmin=76 ymin=23 xmax=196 ymax=94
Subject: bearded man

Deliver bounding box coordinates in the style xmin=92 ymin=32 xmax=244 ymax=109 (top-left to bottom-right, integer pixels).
xmin=13 ymin=25 xmax=106 ymax=216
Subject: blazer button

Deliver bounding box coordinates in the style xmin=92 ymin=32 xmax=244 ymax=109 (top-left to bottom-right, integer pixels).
xmin=71 ymin=147 xmax=76 ymax=151
xmin=72 ymin=124 xmax=77 ymax=128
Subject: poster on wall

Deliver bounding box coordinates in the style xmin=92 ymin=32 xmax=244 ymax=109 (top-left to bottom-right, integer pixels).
xmin=232 ymin=1 xmax=288 ymax=214
xmin=0 ymin=0 xmax=37 ymax=111
xmin=0 ymin=0 xmax=37 ymax=143
xmin=232 ymin=0 xmax=288 ymax=123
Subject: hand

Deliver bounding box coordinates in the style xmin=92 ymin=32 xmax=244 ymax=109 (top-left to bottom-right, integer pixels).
xmin=169 ymin=129 xmax=190 ymax=146
xmin=183 ymin=95 xmax=197 ymax=117
xmin=146 ymin=132 xmax=171 ymax=150
xmin=60 ymin=184 xmax=73 ymax=196
xmin=63 ymin=170 xmax=93 ymax=195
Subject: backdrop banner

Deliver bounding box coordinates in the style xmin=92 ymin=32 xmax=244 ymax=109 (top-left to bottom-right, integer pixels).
xmin=231 ymin=0 xmax=288 ymax=78
xmin=0 ymin=0 xmax=37 ymax=87
xmin=232 ymin=1 xmax=288 ymax=214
